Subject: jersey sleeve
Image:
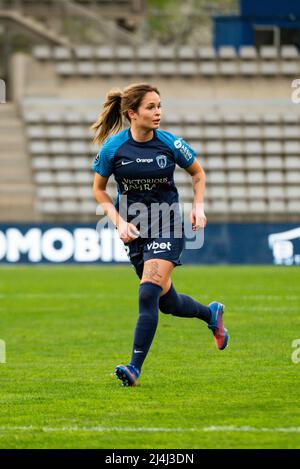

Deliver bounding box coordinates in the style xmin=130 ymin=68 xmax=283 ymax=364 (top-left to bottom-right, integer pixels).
xmin=172 ymin=137 xmax=196 ymax=169
xmin=92 ymin=138 xmax=115 ymax=178
xmin=156 ymin=129 xmax=196 ymax=169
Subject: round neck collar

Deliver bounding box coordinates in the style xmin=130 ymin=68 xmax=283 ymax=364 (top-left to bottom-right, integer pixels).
xmin=129 ymin=128 xmax=156 ymax=144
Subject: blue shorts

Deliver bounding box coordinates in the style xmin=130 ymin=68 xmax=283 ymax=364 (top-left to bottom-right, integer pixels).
xmin=124 ymin=232 xmax=185 ymax=279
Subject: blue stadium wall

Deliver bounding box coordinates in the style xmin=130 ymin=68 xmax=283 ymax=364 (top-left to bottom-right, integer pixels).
xmin=240 ymin=0 xmax=300 ymax=17
xmin=213 ymin=0 xmax=300 ymax=49
xmin=0 ymin=223 xmax=299 ymax=265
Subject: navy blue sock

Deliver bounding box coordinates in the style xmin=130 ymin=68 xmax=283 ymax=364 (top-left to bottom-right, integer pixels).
xmin=130 ymin=282 xmax=162 ymax=371
xmin=159 ymin=283 xmax=211 ymax=323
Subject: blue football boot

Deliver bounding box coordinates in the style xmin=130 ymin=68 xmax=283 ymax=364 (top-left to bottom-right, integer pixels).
xmin=115 ymin=364 xmax=140 ymax=386
xmin=208 ymin=302 xmax=229 ymax=350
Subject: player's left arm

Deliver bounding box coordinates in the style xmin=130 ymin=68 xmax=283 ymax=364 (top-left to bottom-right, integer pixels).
xmin=185 ymin=159 xmax=207 ymax=230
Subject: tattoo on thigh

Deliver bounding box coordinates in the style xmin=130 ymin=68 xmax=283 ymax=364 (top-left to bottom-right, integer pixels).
xmin=143 ymin=261 xmax=162 ymax=283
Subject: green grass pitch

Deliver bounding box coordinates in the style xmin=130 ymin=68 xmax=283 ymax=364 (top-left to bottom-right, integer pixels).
xmin=0 ymin=265 xmax=299 ymax=449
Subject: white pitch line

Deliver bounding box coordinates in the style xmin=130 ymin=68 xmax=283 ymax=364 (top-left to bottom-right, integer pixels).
xmin=0 ymin=293 xmax=135 ymax=300
xmin=203 ymin=426 xmax=300 ymax=433
xmin=1 ymin=293 xmax=298 ymax=301
xmin=0 ymin=425 xmax=300 ymax=434
xmin=0 ymin=425 xmax=192 ymax=433
xmin=241 ymin=295 xmax=300 ymax=300
xmin=234 ymin=306 xmax=299 ymax=312
xmin=0 ymin=293 xmax=106 ymax=299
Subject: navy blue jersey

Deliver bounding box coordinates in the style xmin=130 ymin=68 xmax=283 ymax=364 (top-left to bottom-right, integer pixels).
xmin=92 ymin=128 xmax=196 ymax=236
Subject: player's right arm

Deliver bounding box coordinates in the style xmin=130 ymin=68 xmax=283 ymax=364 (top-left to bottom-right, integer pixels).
xmin=93 ymin=173 xmax=120 ymax=228
xmin=93 ymin=173 xmax=139 ymax=244
xmin=92 ymin=136 xmax=139 ymax=243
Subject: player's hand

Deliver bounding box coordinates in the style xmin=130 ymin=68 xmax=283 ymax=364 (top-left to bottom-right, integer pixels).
xmin=117 ymin=220 xmax=140 ymax=244
xmin=190 ymin=203 xmax=207 ymax=231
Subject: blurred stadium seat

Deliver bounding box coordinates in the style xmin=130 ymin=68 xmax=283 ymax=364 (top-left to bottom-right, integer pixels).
xmin=1 ymin=0 xmax=300 ymax=224
xmin=20 ymin=104 xmax=300 ymax=219
xmin=31 ymin=44 xmax=300 ymax=79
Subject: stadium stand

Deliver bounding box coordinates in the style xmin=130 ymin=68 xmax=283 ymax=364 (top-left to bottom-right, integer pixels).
xmin=0 ymin=103 xmax=36 ymax=221
xmin=31 ymin=44 xmax=300 ymax=78
xmin=21 ymin=104 xmax=300 ymax=221
xmin=1 ymin=0 xmax=300 ymax=224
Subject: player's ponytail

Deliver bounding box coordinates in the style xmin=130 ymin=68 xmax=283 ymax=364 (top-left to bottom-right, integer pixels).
xmin=91 ymin=83 xmax=160 ymax=146
xmin=91 ymin=88 xmax=123 ymax=145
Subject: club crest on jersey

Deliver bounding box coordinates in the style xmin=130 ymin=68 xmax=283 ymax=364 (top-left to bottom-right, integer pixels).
xmin=156 ymin=154 xmax=167 ymax=169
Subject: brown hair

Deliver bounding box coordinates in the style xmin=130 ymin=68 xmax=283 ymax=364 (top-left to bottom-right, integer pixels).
xmin=91 ymin=83 xmax=160 ymax=145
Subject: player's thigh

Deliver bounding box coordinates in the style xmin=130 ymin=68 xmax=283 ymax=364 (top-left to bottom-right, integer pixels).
xmin=141 ymin=258 xmax=174 ymax=293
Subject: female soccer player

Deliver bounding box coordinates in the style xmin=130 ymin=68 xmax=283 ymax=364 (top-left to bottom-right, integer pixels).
xmin=92 ymin=83 xmax=229 ymax=386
